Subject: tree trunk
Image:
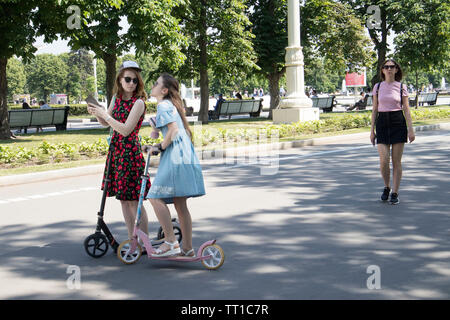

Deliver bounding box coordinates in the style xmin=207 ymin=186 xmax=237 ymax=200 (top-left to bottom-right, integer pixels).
xmin=369 ymin=7 xmax=388 ymax=88
xmin=103 ymin=52 xmax=117 ymax=107
xmin=415 ymin=70 xmax=419 ymax=109
xmin=197 ymin=1 xmax=209 ymax=124
xmin=0 ymin=58 xmax=12 ymax=140
xmin=267 ymin=71 xmax=282 ymax=120
xmin=43 ymin=90 xmax=49 ymax=104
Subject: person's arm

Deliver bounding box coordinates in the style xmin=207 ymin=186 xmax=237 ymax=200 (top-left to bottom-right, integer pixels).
xmin=89 ymin=99 xmax=146 ymax=137
xmin=370 ymin=92 xmax=378 ymax=146
xmin=88 ymin=98 xmax=114 ymax=127
xmin=159 ymin=121 xmax=179 ymax=150
xmin=402 ymin=94 xmax=415 ymax=143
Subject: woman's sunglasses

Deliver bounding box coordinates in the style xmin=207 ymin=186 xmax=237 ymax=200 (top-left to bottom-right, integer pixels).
xmin=124 ymin=77 xmax=138 ymax=84
xmin=382 ymin=65 xmax=396 ymax=70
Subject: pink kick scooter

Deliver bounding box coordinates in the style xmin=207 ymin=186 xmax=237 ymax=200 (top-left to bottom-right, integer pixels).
xmin=116 ymin=146 xmax=225 ymax=270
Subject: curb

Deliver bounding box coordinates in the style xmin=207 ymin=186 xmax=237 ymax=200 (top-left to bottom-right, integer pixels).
xmin=1 ymin=122 xmax=449 ymax=187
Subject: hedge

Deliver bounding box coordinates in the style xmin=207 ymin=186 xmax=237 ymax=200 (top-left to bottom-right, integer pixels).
xmin=8 ymin=102 xmax=158 ymax=116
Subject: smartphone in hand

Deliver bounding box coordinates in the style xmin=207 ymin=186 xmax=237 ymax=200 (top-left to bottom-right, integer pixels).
xmin=86 ymin=94 xmax=104 ymax=109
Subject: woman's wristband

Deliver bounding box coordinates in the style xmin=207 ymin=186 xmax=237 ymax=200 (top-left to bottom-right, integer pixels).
xmin=105 ymin=115 xmax=112 ymax=122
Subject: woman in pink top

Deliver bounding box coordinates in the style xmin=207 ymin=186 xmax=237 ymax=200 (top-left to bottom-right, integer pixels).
xmin=370 ymin=59 xmax=415 ymax=205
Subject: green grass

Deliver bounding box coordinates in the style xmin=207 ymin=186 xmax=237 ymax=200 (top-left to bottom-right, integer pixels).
xmin=1 ymin=127 xmax=112 ymax=149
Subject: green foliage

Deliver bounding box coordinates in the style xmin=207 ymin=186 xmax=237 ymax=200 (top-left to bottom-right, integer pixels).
xmin=392 ymin=0 xmax=450 ymax=92
xmin=55 ymin=0 xmax=187 ymax=103
xmin=6 ymin=57 xmax=26 ymax=100
xmin=60 ymin=49 xmax=95 ymax=103
xmin=24 ymin=54 xmax=68 ymax=100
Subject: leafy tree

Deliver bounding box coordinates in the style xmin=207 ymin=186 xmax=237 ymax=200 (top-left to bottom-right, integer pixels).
xmin=168 ymin=0 xmax=258 ymax=124
xmin=247 ymin=0 xmax=374 ymax=119
xmin=61 ymin=49 xmax=94 ymax=103
xmin=341 ymin=0 xmax=449 ymax=89
xmin=25 ymin=54 xmax=68 ymax=101
xmin=247 ymin=0 xmax=287 ymax=118
xmin=392 ymin=0 xmax=450 ymax=107
xmin=304 ymin=57 xmax=342 ymax=94
xmin=55 ymin=0 xmax=186 ymax=106
xmin=0 ymin=0 xmax=59 ymax=139
xmin=6 ymin=57 xmax=26 ymax=101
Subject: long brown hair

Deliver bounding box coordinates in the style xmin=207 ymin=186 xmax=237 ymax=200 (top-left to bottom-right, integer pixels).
xmin=159 ymin=73 xmax=192 ymax=140
xmin=113 ymin=68 xmax=148 ymax=100
xmin=380 ymin=59 xmax=403 ymax=81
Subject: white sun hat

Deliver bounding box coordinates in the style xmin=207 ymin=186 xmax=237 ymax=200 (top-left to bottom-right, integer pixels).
xmin=119 ymin=60 xmax=142 ymax=72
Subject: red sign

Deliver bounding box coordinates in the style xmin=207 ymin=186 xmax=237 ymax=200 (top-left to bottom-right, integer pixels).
xmin=345 ymin=71 xmax=366 ymax=87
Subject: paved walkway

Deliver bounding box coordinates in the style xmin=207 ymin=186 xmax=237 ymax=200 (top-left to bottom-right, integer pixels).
xmin=0 ymin=128 xmax=449 ymax=299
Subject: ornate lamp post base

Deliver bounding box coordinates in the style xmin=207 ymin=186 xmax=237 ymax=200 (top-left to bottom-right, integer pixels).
xmin=273 ymin=45 xmax=319 ymax=124
xmin=273 ymin=107 xmax=319 ymax=124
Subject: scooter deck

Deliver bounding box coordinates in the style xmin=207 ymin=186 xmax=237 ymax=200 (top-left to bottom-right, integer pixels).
xmin=145 ymin=254 xmax=212 ymax=262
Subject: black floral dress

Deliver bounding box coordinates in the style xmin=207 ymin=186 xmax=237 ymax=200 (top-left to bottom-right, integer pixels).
xmin=101 ymin=95 xmax=150 ymax=200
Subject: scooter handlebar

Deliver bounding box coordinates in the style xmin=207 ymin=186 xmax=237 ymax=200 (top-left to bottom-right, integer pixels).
xmin=142 ymin=144 xmax=161 ymax=156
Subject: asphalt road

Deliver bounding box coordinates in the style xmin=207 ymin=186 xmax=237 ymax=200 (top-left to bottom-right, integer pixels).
xmin=0 ymin=129 xmax=449 ymax=300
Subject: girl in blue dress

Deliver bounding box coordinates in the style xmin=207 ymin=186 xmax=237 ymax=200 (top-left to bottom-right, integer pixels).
xmin=145 ymin=73 xmax=205 ymax=257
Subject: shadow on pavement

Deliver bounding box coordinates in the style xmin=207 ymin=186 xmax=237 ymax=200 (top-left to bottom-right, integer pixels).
xmin=0 ymin=138 xmax=449 ymax=299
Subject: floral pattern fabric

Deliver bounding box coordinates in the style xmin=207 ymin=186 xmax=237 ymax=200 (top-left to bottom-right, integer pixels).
xmin=101 ymin=95 xmax=150 ymax=200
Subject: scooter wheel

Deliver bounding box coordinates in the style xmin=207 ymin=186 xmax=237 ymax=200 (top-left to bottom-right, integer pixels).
xmin=158 ymin=225 xmax=182 ymax=243
xmin=201 ymin=244 xmax=225 ymax=270
xmin=84 ymin=233 xmax=109 ymax=258
xmin=117 ymin=240 xmax=142 ymax=265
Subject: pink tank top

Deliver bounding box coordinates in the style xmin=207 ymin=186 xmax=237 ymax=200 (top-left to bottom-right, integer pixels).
xmin=373 ymin=81 xmax=408 ymax=112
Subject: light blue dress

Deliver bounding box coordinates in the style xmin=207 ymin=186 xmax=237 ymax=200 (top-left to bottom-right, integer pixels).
xmin=146 ymin=100 xmax=205 ymax=204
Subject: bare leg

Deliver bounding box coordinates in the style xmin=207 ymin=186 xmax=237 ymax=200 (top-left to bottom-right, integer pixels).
xmin=148 ymin=198 xmax=179 ymax=252
xmin=120 ymin=200 xmax=148 ymax=240
xmin=377 ymin=144 xmax=391 ymax=188
xmin=173 ymin=197 xmax=193 ymax=252
xmin=391 ymin=143 xmax=405 ymax=194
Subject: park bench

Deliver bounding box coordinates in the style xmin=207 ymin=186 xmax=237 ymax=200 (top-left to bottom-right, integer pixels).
xmin=366 ymin=94 xmax=373 ymax=108
xmin=8 ymin=106 xmax=70 ymax=133
xmin=345 ymin=94 xmax=372 ymax=111
xmin=311 ymin=96 xmax=336 ymax=112
xmin=209 ymin=99 xmax=263 ymax=120
xmin=409 ymin=92 xmax=439 ymax=107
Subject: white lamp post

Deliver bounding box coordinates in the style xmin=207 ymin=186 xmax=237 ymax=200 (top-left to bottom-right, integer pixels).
xmin=273 ymin=0 xmax=319 ymax=124
xmin=93 ymin=58 xmax=98 ymax=100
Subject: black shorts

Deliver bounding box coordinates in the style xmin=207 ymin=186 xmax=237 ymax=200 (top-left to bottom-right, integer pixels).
xmin=376 ymin=110 xmax=407 ymax=145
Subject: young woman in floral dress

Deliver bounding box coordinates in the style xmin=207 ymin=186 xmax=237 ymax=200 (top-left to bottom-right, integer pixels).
xmin=88 ymin=61 xmax=150 ymax=241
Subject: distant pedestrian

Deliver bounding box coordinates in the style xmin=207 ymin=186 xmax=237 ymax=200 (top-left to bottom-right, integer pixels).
xmin=209 ymin=94 xmax=225 ymax=120
xmin=370 ymin=59 xmax=415 ymax=205
xmin=35 ymin=101 xmax=51 ymax=133
xmin=39 ymin=100 xmax=50 ymax=109
xmin=22 ymin=98 xmax=31 ymax=109
xmin=15 ymin=98 xmax=31 ymax=134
